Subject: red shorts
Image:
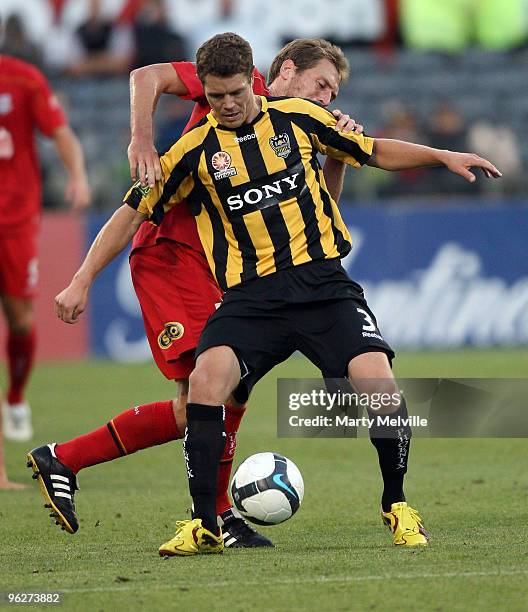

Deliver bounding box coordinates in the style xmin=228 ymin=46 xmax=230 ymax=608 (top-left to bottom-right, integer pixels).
xmin=130 ymin=240 xmax=222 ymax=380
xmin=0 ymin=229 xmax=39 ymax=299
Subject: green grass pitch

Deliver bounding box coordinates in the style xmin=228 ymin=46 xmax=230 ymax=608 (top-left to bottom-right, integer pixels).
xmin=1 ymin=350 xmax=528 ymax=611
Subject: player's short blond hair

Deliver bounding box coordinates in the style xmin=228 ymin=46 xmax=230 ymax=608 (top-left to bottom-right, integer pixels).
xmin=268 ymin=39 xmax=349 ymax=86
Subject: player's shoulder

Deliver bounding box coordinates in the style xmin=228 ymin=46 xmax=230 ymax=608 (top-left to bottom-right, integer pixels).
xmin=0 ymin=55 xmax=47 ymax=82
xmin=180 ymin=114 xmax=211 ymax=143
xmin=164 ymin=115 xmax=211 ymax=161
xmin=266 ymin=95 xmax=329 ymax=116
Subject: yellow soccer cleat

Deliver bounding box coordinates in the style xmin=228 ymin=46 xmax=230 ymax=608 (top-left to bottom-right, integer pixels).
xmin=159 ymin=519 xmax=224 ymax=557
xmin=381 ymin=502 xmax=429 ymax=546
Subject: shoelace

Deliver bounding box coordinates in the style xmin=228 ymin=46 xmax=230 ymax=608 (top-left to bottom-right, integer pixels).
xmin=407 ymin=507 xmax=423 ymax=525
xmin=173 ymin=519 xmax=192 ymax=534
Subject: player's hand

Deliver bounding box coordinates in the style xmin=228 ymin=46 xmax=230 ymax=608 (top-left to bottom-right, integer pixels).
xmin=332 ymin=109 xmax=364 ymax=134
xmin=442 ymin=151 xmax=502 ymax=182
xmin=54 ymin=282 xmax=89 ymax=324
xmin=65 ymin=176 xmax=91 ymax=211
xmin=128 ymin=136 xmax=161 ymax=189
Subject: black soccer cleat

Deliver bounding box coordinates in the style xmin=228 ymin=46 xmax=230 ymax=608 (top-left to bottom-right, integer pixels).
xmin=218 ymin=508 xmax=274 ymax=548
xmin=26 ymin=443 xmax=79 ymax=534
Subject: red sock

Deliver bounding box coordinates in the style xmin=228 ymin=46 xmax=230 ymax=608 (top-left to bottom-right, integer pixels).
xmin=216 ymin=404 xmax=245 ymax=515
xmin=7 ymin=327 xmax=36 ymax=404
xmin=55 ymin=400 xmax=181 ymax=474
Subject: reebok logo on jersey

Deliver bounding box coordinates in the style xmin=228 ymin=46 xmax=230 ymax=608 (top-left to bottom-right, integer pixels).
xmin=234 ymin=133 xmax=256 ymax=143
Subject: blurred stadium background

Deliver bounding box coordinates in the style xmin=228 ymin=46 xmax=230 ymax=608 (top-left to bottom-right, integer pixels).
xmin=0 ymin=0 xmax=526 ymax=361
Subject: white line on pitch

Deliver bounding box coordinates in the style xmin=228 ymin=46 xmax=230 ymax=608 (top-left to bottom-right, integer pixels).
xmin=60 ymin=568 xmax=528 ymax=594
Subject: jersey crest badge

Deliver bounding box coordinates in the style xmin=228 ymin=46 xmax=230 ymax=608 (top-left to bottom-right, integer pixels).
xmin=269 ymin=133 xmax=291 ymax=158
xmin=212 ymin=150 xmax=237 ymax=180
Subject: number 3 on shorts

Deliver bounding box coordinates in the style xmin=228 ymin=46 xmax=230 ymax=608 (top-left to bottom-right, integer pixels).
xmin=357 ymin=308 xmax=377 ymax=332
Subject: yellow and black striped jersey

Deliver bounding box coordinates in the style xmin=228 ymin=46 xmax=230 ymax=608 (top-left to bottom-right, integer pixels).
xmin=125 ymin=95 xmax=374 ymax=291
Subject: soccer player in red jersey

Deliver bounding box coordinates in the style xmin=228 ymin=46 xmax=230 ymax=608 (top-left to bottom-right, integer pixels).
xmin=28 ymin=40 xmax=361 ymax=544
xmin=0 ymin=28 xmax=91 ymax=482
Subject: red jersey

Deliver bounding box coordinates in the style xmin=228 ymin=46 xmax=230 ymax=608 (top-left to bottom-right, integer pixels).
xmin=131 ymin=61 xmax=269 ymax=253
xmin=0 ymin=55 xmax=67 ymax=233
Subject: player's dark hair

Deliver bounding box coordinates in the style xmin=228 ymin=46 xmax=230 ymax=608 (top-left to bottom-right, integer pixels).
xmin=268 ymin=38 xmax=349 ymax=85
xmin=196 ymin=32 xmax=254 ymax=84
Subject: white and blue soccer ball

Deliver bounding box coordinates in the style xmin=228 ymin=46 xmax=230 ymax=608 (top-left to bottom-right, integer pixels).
xmin=230 ymin=452 xmax=304 ymax=525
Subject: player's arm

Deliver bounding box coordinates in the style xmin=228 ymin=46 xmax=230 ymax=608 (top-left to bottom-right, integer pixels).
xmin=128 ymin=63 xmax=189 ymax=188
xmin=56 ymin=138 xmax=189 ymax=324
xmin=367 ymin=139 xmax=502 ymax=182
xmin=55 ymin=205 xmax=147 ymax=324
xmin=51 ymin=125 xmax=91 ymax=210
xmin=322 ymin=110 xmax=364 ymax=201
xmin=29 ymin=64 xmax=91 ymax=210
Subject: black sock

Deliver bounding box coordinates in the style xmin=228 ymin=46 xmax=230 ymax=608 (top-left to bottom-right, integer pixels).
xmin=184 ymin=403 xmax=226 ymax=534
xmin=369 ymin=398 xmax=412 ymax=513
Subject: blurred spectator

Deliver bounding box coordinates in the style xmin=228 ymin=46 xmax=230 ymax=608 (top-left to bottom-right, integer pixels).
xmin=132 ymin=0 xmax=187 ymax=69
xmin=377 ymin=101 xmax=432 ymax=198
xmin=0 ymin=14 xmax=43 ymax=69
xmin=426 ymin=102 xmax=467 ymax=152
xmin=467 ymin=120 xmax=523 ymax=195
xmin=185 ymin=0 xmax=281 ymax=72
xmin=64 ymin=0 xmax=134 ymax=77
xmin=280 ymin=0 xmax=387 ymax=50
xmin=424 ymin=102 xmax=474 ymax=195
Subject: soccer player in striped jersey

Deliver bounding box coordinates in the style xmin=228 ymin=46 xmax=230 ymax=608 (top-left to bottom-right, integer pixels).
xmin=28 ymin=38 xmax=361 ymax=547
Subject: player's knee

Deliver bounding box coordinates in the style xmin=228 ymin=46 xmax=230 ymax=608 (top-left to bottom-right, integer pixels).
xmin=188 ymin=366 xmax=209 ymax=396
xmin=8 ymin=320 xmax=34 ymax=336
xmin=2 ymin=299 xmax=33 ymax=333
xmin=353 ymin=378 xmax=400 ymax=415
xmin=188 ymin=365 xmax=229 ymax=404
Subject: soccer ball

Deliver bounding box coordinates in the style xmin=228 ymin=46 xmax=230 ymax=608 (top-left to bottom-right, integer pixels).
xmin=230 ymin=452 xmax=304 ymax=525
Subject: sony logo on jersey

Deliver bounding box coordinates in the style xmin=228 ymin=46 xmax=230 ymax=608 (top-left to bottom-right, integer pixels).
xmin=227 ymin=173 xmax=300 ymax=210
xmin=234 ymin=133 xmax=256 ymax=143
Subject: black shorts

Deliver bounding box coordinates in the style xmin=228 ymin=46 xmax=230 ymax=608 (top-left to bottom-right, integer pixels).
xmin=196 ymin=259 xmax=394 ymax=403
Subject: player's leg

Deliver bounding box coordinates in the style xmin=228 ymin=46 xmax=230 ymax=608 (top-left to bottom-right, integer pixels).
xmin=296 ymin=297 xmax=428 ymax=546
xmin=159 ymin=300 xmax=293 ymax=556
xmin=0 ymin=231 xmax=38 ymax=441
xmin=0 ymin=394 xmax=26 ymax=489
xmin=159 ymin=345 xmax=239 ymax=556
xmin=26 ymin=391 xmax=184 ymax=533
xmin=166 ymin=373 xmax=267 ymax=546
xmin=347 ymin=352 xmax=409 ymax=510
xmin=346 ymin=349 xmax=428 ymax=544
